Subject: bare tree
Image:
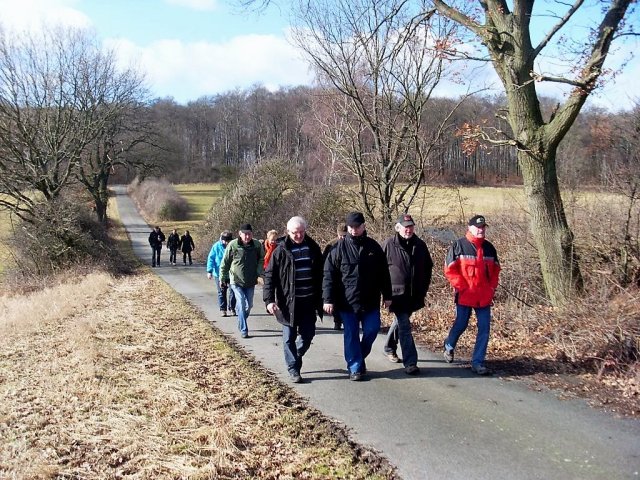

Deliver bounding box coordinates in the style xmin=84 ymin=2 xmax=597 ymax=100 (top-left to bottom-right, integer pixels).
xmin=605 ymin=100 xmax=640 ymax=285
xmin=291 ymin=0 xmax=462 ymax=226
xmin=0 ymin=25 xmax=150 ymax=224
xmin=430 ymin=0 xmax=636 ymax=304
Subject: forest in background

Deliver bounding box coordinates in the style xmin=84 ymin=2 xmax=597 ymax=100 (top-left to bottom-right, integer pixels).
xmin=113 ymin=85 xmax=638 ymax=191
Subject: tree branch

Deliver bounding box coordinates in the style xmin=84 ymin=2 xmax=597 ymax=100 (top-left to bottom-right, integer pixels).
xmin=532 ymin=0 xmax=585 ymax=60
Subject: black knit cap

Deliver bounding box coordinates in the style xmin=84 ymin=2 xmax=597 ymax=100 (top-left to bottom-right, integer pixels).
xmin=468 ymin=215 xmax=487 ymax=227
xmin=346 ymin=212 xmax=365 ymax=227
xmin=239 ymin=223 xmax=253 ymax=232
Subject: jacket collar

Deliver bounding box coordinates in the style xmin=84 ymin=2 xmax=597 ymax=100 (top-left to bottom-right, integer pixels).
xmin=466 ymin=231 xmax=484 ymax=248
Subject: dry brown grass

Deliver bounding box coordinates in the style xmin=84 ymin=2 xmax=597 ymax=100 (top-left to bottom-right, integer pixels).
xmin=0 ymin=273 xmax=396 ymax=479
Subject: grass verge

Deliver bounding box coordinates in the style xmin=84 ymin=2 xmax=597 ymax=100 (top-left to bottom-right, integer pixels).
xmin=0 ymin=276 xmax=396 ymax=479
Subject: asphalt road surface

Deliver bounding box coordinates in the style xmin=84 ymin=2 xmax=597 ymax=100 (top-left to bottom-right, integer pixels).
xmin=113 ymin=185 xmax=640 ymax=480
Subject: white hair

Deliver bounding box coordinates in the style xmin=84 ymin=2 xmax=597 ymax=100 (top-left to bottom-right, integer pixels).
xmin=287 ymin=216 xmax=307 ymax=231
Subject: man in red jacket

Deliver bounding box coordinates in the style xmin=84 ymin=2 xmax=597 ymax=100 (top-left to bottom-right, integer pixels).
xmin=443 ymin=215 xmax=501 ymax=375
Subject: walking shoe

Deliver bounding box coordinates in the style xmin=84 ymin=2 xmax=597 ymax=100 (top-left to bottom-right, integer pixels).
xmin=290 ymin=372 xmax=303 ymax=384
xmin=333 ymin=321 xmax=342 ymax=331
xmin=471 ymin=364 xmax=492 ymax=375
xmin=349 ymin=372 xmax=362 ymax=381
xmin=240 ymin=332 xmax=249 ymax=339
xmin=385 ymin=351 xmax=400 ymax=363
xmin=221 ymin=310 xmax=228 ymax=317
xmin=443 ymin=346 xmax=454 ymax=363
xmin=230 ymin=310 xmax=237 ymax=316
xmin=405 ymin=365 xmax=420 ymax=375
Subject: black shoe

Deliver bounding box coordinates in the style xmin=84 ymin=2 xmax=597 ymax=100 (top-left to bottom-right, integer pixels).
xmin=333 ymin=321 xmax=342 ymax=331
xmin=405 ymin=365 xmax=420 ymax=375
xmin=349 ymin=372 xmax=362 ymax=381
xmin=471 ymin=364 xmax=492 ymax=375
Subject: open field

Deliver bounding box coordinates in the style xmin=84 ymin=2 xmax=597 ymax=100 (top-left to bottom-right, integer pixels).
xmin=161 ymin=183 xmax=222 ymax=232
xmin=406 ymin=185 xmax=627 ymax=227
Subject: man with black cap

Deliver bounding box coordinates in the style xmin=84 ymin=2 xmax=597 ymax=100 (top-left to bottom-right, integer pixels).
xmin=220 ymin=224 xmax=265 ymax=338
xmin=323 ymin=211 xmax=392 ymax=381
xmin=443 ymin=214 xmax=501 ymax=375
xmin=148 ymin=226 xmax=165 ymax=267
xmin=381 ymin=214 xmax=433 ymax=375
xmin=206 ymin=230 xmax=237 ymax=316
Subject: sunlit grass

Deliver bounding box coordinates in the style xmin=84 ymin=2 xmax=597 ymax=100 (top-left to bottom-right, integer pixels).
xmin=157 ymin=183 xmax=222 ymax=232
xmin=409 ymin=185 xmax=625 ymax=225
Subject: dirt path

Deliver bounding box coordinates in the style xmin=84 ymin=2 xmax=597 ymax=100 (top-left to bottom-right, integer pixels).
xmin=113 ymin=185 xmax=640 ymax=480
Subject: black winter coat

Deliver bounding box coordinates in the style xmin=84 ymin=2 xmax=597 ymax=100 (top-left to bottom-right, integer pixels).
xmin=263 ymin=235 xmax=323 ymax=327
xmin=167 ymin=233 xmax=180 ymax=250
xmin=382 ymin=233 xmax=433 ymax=313
xmin=323 ymin=232 xmax=392 ymax=313
xmin=148 ymin=230 xmax=165 ymax=249
xmin=180 ymin=234 xmax=195 ymax=252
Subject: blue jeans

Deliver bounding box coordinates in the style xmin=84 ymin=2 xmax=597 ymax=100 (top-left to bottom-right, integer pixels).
xmin=445 ymin=305 xmax=491 ymax=367
xmin=383 ymin=312 xmax=418 ymax=367
xmin=340 ymin=309 xmax=381 ymax=374
xmin=229 ymin=285 xmax=254 ymax=335
xmin=215 ymin=277 xmax=236 ymax=312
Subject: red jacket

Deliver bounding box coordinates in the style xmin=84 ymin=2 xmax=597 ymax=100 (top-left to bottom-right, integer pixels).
xmin=444 ymin=232 xmax=500 ymax=308
xmin=263 ymin=240 xmax=277 ymax=270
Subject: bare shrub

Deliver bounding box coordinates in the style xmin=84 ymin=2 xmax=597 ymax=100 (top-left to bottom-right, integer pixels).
xmin=128 ymin=177 xmax=189 ymax=221
xmin=4 ymin=195 xmax=129 ymax=292
xmin=199 ymin=157 xmax=349 ymax=243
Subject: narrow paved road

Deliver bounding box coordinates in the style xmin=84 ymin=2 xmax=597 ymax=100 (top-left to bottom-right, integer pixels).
xmin=113 ymin=186 xmax=639 ymax=480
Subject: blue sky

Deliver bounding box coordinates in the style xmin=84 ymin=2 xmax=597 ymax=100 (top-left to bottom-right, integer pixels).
xmin=0 ymin=0 xmax=638 ymax=110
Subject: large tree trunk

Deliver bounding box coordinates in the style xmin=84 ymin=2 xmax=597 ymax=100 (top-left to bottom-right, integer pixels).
xmin=431 ymin=0 xmax=632 ymax=306
xmin=519 ymin=147 xmax=583 ymax=305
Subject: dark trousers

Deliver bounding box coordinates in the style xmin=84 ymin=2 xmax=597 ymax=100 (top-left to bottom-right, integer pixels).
xmin=169 ymin=248 xmax=178 ymax=264
xmin=151 ymin=247 xmax=161 ymax=266
xmin=383 ymin=312 xmax=418 ymax=367
xmin=282 ymin=298 xmax=317 ymax=375
xmin=183 ymin=251 xmax=192 ymax=264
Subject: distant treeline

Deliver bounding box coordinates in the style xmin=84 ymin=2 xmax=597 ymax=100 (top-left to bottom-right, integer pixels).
xmin=113 ymin=85 xmax=636 ymax=187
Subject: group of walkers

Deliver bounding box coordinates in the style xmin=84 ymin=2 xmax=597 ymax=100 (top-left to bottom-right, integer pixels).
xmin=148 ymin=226 xmax=195 ymax=267
xmin=205 ymin=211 xmax=501 ymax=384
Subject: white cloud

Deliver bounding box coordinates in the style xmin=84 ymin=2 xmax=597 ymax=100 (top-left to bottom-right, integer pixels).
xmin=0 ymin=0 xmax=91 ymax=32
xmin=106 ymin=34 xmax=313 ymax=102
xmin=164 ymin=0 xmax=218 ymax=11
